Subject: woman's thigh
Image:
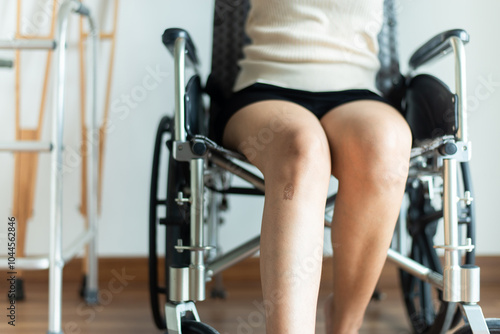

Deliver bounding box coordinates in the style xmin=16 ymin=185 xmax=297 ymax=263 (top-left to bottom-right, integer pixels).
xmin=222 ymin=100 xmax=331 ymax=176
xmin=320 ymin=100 xmax=412 ymax=184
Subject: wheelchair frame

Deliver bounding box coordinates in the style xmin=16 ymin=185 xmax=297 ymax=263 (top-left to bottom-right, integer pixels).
xmin=152 ymin=28 xmax=493 ymax=334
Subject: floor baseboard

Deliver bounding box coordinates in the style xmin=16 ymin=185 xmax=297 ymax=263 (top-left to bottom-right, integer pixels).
xmin=17 ymin=255 xmax=500 ymax=288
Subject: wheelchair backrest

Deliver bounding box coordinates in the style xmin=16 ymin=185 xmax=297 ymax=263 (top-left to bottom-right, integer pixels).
xmin=207 ymin=0 xmax=402 ymax=102
xmin=206 ymin=0 xmax=251 ymax=102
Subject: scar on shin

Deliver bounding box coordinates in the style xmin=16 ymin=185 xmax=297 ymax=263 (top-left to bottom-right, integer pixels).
xmin=283 ymin=183 xmax=294 ymax=200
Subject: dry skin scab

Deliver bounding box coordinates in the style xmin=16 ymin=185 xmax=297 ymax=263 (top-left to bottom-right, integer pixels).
xmin=283 ymin=183 xmax=294 ymax=200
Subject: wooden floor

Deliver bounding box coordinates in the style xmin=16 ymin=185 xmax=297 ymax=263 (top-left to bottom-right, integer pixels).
xmin=1 ymin=258 xmax=499 ymax=334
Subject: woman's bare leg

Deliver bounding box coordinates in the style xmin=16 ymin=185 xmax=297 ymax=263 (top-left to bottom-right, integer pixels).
xmin=320 ymin=100 xmax=412 ymax=334
xmin=223 ymin=100 xmax=331 ymax=333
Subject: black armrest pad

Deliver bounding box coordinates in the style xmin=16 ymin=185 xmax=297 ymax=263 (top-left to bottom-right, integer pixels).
xmin=409 ymin=29 xmax=469 ymax=69
xmin=162 ymin=28 xmax=199 ymax=66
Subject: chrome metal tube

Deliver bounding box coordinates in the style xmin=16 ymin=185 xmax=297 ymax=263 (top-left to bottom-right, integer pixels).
xmin=450 ymin=36 xmax=468 ymax=142
xmin=0 ymin=141 xmax=51 ymax=152
xmin=169 ymin=267 xmax=190 ymax=302
xmin=85 ymin=10 xmax=99 ymax=305
xmin=47 ymin=0 xmax=99 ymax=332
xmin=206 ymin=236 xmax=261 ymax=277
xmin=0 ymin=39 xmax=56 ymax=50
xmin=461 ymin=266 xmax=481 ymax=303
xmin=395 ymin=194 xmax=408 ymax=255
xmin=190 ymin=159 xmax=205 ymax=301
xmin=61 ymin=229 xmax=95 ymax=264
xmin=0 ymin=256 xmax=50 ymax=270
xmin=442 ymin=158 xmax=462 ymax=302
xmin=174 ymin=37 xmax=186 ymax=142
xmin=206 ymin=190 xmax=219 ymax=261
xmin=210 ymin=154 xmax=265 ymax=193
xmin=48 ymin=2 xmax=80 ymax=333
xmin=1 ymin=226 xmax=95 ymax=270
xmin=387 ymin=248 xmax=444 ymax=289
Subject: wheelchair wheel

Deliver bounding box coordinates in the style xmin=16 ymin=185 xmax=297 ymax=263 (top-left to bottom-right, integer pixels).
xmin=180 ymin=320 xmax=220 ymax=334
xmin=399 ymin=225 xmax=460 ymax=334
xmin=400 ymin=162 xmax=475 ymax=333
xmin=150 ymin=116 xmax=191 ymax=330
xmin=453 ymin=319 xmax=500 ymax=334
xmin=399 ymin=181 xmax=460 ymax=333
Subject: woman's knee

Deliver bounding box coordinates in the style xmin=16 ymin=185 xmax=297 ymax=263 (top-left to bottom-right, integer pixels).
xmin=336 ymin=112 xmax=412 ymax=190
xmin=260 ymin=128 xmax=331 ymax=184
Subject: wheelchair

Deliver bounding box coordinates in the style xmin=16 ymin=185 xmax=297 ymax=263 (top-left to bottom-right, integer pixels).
xmin=148 ymin=0 xmax=500 ymax=333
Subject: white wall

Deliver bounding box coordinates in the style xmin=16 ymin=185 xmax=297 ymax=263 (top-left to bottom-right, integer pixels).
xmin=0 ymin=0 xmax=499 ymax=258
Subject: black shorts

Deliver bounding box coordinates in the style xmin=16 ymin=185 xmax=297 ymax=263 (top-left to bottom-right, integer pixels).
xmin=214 ymin=83 xmax=390 ymax=143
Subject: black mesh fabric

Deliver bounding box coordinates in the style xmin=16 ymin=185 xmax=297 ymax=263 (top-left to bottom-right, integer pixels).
xmin=377 ymin=0 xmax=401 ymax=90
xmin=376 ymin=0 xmax=406 ymax=110
xmin=206 ymin=0 xmax=251 ymax=141
xmin=207 ymin=0 xmax=251 ymax=101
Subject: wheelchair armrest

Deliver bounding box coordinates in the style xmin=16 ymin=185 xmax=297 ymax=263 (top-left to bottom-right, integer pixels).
xmin=409 ymin=29 xmax=469 ymax=70
xmin=162 ymin=28 xmax=200 ymax=66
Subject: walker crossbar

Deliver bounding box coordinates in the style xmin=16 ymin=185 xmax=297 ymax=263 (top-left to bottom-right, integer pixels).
xmin=0 ymin=228 xmax=96 ymax=270
xmin=0 ymin=141 xmax=52 ymax=152
xmin=0 ymin=39 xmax=57 ymax=50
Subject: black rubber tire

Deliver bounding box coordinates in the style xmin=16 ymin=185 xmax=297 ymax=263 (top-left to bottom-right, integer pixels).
xmin=399 ymin=229 xmax=460 ymax=334
xmin=149 ymin=116 xmax=172 ymax=330
xmin=180 ymin=320 xmax=220 ymax=334
xmin=149 ymin=116 xmax=191 ymax=330
xmin=453 ymin=319 xmax=500 ymax=334
xmin=460 ymin=162 xmax=476 ymax=265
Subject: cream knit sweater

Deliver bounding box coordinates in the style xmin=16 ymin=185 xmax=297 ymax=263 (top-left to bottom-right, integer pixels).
xmin=233 ymin=0 xmax=384 ymax=93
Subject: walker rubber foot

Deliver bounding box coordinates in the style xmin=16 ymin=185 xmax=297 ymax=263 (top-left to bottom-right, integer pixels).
xmin=8 ymin=278 xmax=25 ymax=301
xmin=85 ymin=289 xmax=99 ymax=305
xmin=79 ymin=274 xmax=87 ymax=298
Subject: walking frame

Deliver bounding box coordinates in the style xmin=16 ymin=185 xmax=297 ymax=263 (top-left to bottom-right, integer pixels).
xmin=0 ymin=1 xmax=99 ymax=333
